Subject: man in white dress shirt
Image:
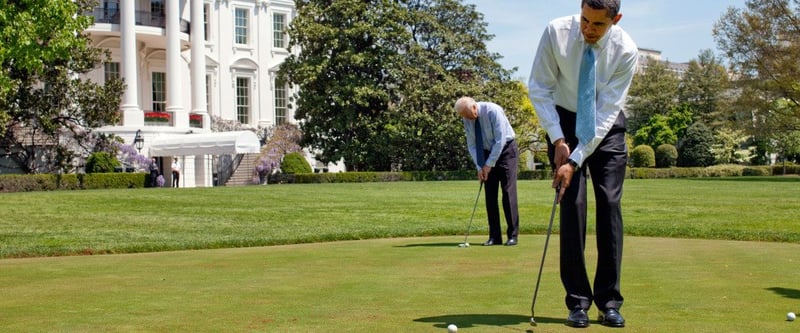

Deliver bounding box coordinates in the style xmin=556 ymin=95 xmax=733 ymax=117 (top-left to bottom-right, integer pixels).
xmin=528 ymin=0 xmax=637 ymax=328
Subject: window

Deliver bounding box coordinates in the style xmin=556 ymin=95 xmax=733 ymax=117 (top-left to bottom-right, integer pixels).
xmin=203 ymin=4 xmax=210 ymax=41
xmin=152 ymin=72 xmax=166 ymax=112
xmin=274 ymin=78 xmax=287 ymax=125
xmin=273 ymin=13 xmax=286 ymax=49
xmin=151 ymin=0 xmax=165 ymax=27
xmin=236 ymin=77 xmax=250 ymax=124
xmin=104 ymin=62 xmax=120 ymax=82
xmin=234 ymin=8 xmax=249 ymax=45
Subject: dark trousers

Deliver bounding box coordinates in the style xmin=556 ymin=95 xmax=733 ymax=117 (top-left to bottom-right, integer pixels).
xmin=172 ymin=171 xmax=179 ymax=188
xmin=483 ymin=140 xmax=520 ymax=241
xmin=548 ymin=106 xmax=627 ymax=312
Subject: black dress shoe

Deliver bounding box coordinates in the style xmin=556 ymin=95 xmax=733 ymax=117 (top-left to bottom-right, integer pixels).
xmin=566 ymin=307 xmax=589 ymax=328
xmin=599 ymin=308 xmax=625 ymax=327
xmin=504 ymin=238 xmax=517 ymax=246
xmin=482 ymin=238 xmax=502 ymax=246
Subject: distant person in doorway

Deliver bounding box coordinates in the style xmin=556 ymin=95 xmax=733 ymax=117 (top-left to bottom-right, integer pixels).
xmin=149 ymin=157 xmax=160 ymax=187
xmin=171 ymin=157 xmax=180 ymax=188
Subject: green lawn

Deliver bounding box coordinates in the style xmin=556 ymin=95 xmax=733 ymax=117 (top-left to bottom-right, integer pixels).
xmin=1 ymin=178 xmax=799 ymax=332
xmin=1 ymin=178 xmax=799 ymax=258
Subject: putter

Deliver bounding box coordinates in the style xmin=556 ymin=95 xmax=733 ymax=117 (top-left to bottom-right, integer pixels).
xmin=458 ymin=182 xmax=483 ymax=248
xmin=530 ymin=186 xmax=560 ymax=326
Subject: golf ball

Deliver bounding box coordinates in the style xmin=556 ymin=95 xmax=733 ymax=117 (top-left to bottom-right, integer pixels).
xmin=447 ymin=323 xmax=458 ymax=332
xmin=788 ymin=312 xmax=796 ymax=321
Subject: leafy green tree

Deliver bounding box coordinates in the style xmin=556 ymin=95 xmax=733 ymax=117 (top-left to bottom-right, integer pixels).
xmin=678 ymin=122 xmax=715 ymax=167
xmin=625 ymin=57 xmax=679 ymax=133
xmin=633 ymin=114 xmax=676 ymax=148
xmin=0 ymin=0 xmax=123 ymax=173
xmin=714 ymin=0 xmax=800 ymax=159
xmin=677 ymin=49 xmax=730 ymax=128
xmin=281 ymin=0 xmax=515 ymax=171
xmin=711 ymin=127 xmax=749 ymax=164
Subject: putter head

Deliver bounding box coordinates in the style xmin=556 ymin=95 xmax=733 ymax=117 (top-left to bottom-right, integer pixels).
xmin=458 ymin=243 xmax=470 ymax=248
xmin=530 ymin=317 xmax=537 ymax=326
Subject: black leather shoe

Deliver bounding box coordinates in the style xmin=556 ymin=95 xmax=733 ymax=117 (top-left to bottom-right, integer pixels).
xmin=504 ymin=238 xmax=517 ymax=246
xmin=482 ymin=238 xmax=502 ymax=246
xmin=599 ymin=308 xmax=625 ymax=327
xmin=566 ymin=308 xmax=589 ymax=328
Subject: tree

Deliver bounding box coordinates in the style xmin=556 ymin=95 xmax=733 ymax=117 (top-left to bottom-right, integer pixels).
xmin=678 ymin=122 xmax=715 ymax=167
xmin=280 ymin=0 xmax=517 ymax=171
xmin=625 ymin=57 xmax=679 ymax=133
xmin=714 ymin=0 xmax=800 ymax=155
xmin=632 ymin=114 xmax=676 ymax=148
xmin=677 ymin=49 xmax=730 ymax=128
xmin=0 ymin=0 xmax=123 ymax=173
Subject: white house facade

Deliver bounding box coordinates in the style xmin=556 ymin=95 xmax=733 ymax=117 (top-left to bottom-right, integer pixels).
xmin=85 ymin=0 xmax=301 ymax=187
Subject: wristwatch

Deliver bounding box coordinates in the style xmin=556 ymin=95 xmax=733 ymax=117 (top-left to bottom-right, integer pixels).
xmin=567 ymin=158 xmax=580 ymax=171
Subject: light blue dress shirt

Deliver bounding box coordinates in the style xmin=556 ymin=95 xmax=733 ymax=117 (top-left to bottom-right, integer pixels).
xmin=462 ymin=102 xmax=516 ymax=170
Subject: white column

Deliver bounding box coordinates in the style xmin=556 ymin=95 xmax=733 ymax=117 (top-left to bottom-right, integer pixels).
xmin=120 ymin=0 xmax=142 ymax=127
xmin=167 ymin=0 xmax=187 ymax=128
xmin=190 ymin=0 xmax=209 ymax=130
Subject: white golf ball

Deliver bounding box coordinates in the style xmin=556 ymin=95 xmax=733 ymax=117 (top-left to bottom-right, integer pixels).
xmin=788 ymin=312 xmax=796 ymax=321
xmin=447 ymin=323 xmax=458 ymax=332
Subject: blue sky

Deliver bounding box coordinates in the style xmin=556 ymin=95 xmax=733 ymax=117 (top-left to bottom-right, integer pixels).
xmin=464 ymin=0 xmax=747 ymax=81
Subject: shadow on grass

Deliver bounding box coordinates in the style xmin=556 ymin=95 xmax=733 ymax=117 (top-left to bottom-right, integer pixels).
xmin=767 ymin=287 xmax=800 ymax=299
xmin=688 ymin=176 xmax=800 ymax=182
xmin=394 ymin=242 xmax=465 ymax=248
xmin=414 ymin=313 xmax=561 ymax=328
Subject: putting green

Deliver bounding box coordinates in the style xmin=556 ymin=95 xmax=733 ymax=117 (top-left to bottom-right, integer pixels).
xmin=1 ymin=235 xmax=798 ymax=332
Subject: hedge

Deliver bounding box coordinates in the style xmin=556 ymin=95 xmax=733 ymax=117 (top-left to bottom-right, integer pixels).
xmin=1 ymin=164 xmax=797 ymax=192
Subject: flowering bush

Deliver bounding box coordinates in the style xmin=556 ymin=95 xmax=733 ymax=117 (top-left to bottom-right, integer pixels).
xmin=254 ymin=123 xmax=303 ymax=184
xmin=116 ymin=143 xmax=151 ymax=171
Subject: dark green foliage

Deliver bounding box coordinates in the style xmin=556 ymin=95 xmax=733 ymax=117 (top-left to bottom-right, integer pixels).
xmin=280 ymin=152 xmax=312 ymax=174
xmin=281 ymin=0 xmax=514 ymax=171
xmin=655 ymin=144 xmax=678 ymax=168
xmin=678 ymin=122 xmax=715 ymax=167
xmin=85 ymin=152 xmax=120 ymax=173
xmin=630 ymin=145 xmax=655 ymax=168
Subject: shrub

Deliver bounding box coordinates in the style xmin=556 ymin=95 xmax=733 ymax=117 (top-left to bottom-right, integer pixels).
xmin=655 ymin=144 xmax=678 ymax=168
xmin=678 ymin=122 xmax=715 ymax=167
xmin=85 ymin=152 xmax=120 ymax=173
xmin=280 ymin=152 xmax=312 ymax=174
xmin=630 ymin=145 xmax=655 ymax=168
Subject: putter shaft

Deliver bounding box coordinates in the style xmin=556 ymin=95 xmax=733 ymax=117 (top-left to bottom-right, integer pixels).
xmin=530 ymin=187 xmax=560 ymax=324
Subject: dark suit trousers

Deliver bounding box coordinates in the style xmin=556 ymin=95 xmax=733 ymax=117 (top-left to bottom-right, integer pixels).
xmin=483 ymin=140 xmax=520 ymax=241
xmin=548 ymin=106 xmax=627 ymax=312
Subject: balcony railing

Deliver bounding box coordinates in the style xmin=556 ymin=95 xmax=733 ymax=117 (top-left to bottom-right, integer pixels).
xmin=88 ymin=7 xmax=190 ymax=34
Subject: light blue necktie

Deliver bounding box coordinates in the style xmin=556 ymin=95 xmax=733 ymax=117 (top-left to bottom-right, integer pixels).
xmin=475 ymin=118 xmax=485 ymax=167
xmin=577 ymin=45 xmax=596 ymax=145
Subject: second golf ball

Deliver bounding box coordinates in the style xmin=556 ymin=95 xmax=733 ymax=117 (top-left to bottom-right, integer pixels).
xmin=447 ymin=324 xmax=458 ymax=332
xmin=788 ymin=312 xmax=796 ymax=321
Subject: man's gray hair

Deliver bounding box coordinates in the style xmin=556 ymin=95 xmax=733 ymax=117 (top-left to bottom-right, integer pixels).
xmin=582 ymin=0 xmax=620 ymax=19
xmin=454 ymin=96 xmax=477 ymax=113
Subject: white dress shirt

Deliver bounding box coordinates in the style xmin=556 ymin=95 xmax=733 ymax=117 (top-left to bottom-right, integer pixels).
xmin=528 ymin=14 xmax=638 ymax=165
